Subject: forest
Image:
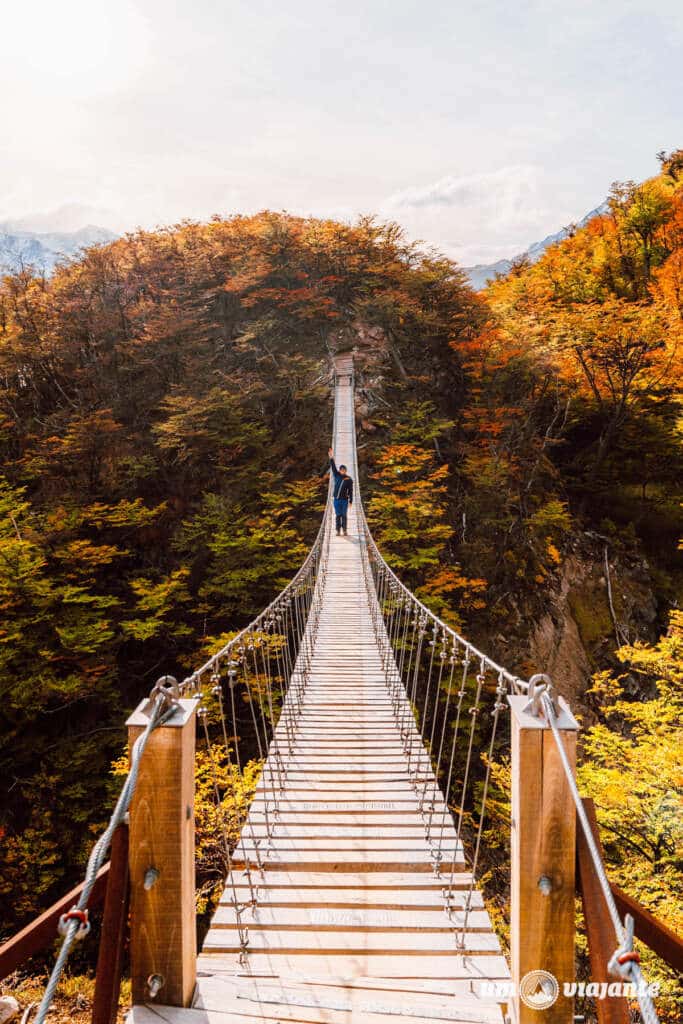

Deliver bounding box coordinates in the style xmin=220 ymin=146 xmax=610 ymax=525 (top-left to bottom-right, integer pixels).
xmin=0 ymin=152 xmax=681 ymax=1016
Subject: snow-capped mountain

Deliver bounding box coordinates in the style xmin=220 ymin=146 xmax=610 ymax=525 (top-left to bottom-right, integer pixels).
xmin=0 ymin=221 xmax=118 ymax=274
xmin=463 ymin=203 xmax=609 ymax=291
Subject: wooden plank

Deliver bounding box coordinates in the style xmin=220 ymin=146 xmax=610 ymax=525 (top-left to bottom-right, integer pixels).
xmin=258 ymin=784 xmax=427 ymax=795
xmin=131 ymin=993 xmax=502 ymax=1024
xmin=211 ymin=905 xmax=493 ymax=931
xmin=233 ymin=852 xmax=464 ymax=871
xmin=227 ymin=975 xmax=502 ymax=997
xmin=249 ymin=825 xmax=445 ymax=839
xmin=128 ymin=697 xmax=198 ymax=1008
xmin=194 ymin=975 xmax=505 ymax=1024
xmin=198 ymin=971 xmax=507 ymax=1002
xmin=221 ymin=887 xmax=478 ymax=909
xmin=202 ymin=927 xmax=501 ymax=953
xmin=236 ymin=837 xmax=461 ymax=852
xmin=261 ymin=770 xmax=421 ymax=780
xmin=248 ymin=800 xmax=433 ymax=812
xmin=249 ymin=812 xmax=446 ymax=825
xmin=222 ymin=871 xmax=463 ymax=889
xmin=195 ymin=953 xmax=511 ymax=982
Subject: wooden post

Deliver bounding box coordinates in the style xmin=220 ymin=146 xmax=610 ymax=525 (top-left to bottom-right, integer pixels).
xmin=509 ymin=694 xmax=578 ymax=1024
xmin=92 ymin=823 xmax=130 ymax=1024
xmin=127 ymin=697 xmax=199 ymax=1008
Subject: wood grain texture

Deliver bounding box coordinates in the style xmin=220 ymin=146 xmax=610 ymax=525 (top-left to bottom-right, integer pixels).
xmin=509 ymin=697 xmax=578 ymax=1024
xmin=128 ymin=698 xmax=198 ymax=1007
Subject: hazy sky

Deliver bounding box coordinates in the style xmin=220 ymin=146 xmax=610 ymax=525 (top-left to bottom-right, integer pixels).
xmin=1 ymin=0 xmax=681 ymax=264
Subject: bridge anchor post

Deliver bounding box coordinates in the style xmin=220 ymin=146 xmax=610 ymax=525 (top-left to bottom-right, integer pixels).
xmin=509 ymin=691 xmax=579 ymax=1024
xmin=127 ymin=692 xmax=199 ymax=1008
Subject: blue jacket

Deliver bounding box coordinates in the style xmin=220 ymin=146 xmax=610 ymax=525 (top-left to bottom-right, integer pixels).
xmin=330 ymin=458 xmax=353 ymax=503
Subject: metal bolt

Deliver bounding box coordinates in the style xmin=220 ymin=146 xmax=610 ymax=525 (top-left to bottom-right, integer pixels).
xmin=538 ymin=874 xmax=553 ymax=895
xmin=147 ymin=974 xmax=165 ymax=999
xmin=144 ymin=867 xmax=160 ymax=890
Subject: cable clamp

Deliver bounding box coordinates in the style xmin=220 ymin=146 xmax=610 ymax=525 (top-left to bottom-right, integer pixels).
xmin=608 ymin=914 xmax=640 ymax=980
xmin=58 ymin=906 xmax=91 ymax=940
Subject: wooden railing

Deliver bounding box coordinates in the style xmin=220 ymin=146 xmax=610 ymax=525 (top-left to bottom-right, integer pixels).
xmin=0 ymin=824 xmax=129 ymax=1024
xmin=577 ymin=796 xmax=683 ymax=1024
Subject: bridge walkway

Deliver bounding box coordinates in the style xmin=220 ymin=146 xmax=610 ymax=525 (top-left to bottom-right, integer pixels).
xmin=132 ymin=359 xmax=509 ymax=1023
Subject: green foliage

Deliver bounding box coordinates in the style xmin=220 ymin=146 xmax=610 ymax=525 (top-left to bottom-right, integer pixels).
xmin=526 ymin=499 xmax=572 ymax=536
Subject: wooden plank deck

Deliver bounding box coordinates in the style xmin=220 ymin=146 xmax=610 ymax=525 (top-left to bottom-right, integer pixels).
xmin=129 ymin=358 xmax=509 ymax=1022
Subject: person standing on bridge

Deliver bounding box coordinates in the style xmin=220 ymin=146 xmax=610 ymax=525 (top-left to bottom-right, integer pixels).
xmin=328 ymin=447 xmax=353 ymax=536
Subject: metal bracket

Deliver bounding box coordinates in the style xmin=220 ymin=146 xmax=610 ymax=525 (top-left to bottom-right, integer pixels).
xmin=522 ymin=673 xmax=560 ymax=719
xmin=140 ymin=675 xmax=181 ymax=719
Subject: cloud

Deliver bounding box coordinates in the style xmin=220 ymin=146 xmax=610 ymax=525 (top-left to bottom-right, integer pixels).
xmin=384 ymin=165 xmax=544 ymax=218
xmin=381 ymin=165 xmax=572 ymax=266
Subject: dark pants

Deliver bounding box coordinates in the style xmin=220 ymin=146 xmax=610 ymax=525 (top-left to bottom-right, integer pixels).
xmin=334 ymin=498 xmax=349 ymax=532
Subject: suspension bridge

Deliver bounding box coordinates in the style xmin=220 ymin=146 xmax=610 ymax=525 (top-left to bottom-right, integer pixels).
xmin=2 ymin=355 xmax=678 ymax=1024
xmin=190 ymin=357 xmax=509 ymax=1023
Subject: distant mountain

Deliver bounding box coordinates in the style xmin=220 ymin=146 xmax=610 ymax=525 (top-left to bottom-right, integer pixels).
xmin=0 ymin=221 xmax=118 ymax=274
xmin=463 ymin=203 xmax=609 ymax=291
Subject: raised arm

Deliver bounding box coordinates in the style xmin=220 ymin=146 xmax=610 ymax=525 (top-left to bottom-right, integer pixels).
xmin=328 ymin=447 xmax=340 ymax=479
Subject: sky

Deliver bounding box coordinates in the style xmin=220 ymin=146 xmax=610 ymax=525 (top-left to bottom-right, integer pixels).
xmin=1 ymin=0 xmax=682 ymax=265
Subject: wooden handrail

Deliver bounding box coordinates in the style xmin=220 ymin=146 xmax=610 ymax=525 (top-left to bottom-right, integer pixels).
xmin=578 ymin=798 xmax=683 ymax=995
xmin=576 ymin=798 xmax=629 ymax=1024
xmin=0 ymin=865 xmax=110 ymax=981
xmin=611 ymin=880 xmax=683 ymax=973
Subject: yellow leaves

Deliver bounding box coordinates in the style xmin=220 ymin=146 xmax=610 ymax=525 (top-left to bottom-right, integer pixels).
xmin=194 ymin=744 xmax=263 ymax=913
xmin=84 ymin=498 xmax=166 ymax=530
xmin=461 ymin=450 xmax=517 ymax=490
xmin=546 ymin=541 xmax=561 ymax=566
xmin=577 ymin=609 xmax=683 ymax=989
xmin=53 ymin=539 xmax=125 ymax=572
